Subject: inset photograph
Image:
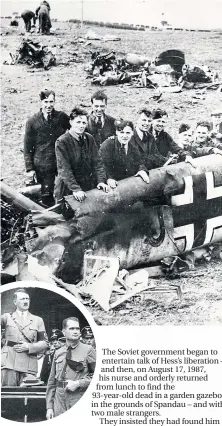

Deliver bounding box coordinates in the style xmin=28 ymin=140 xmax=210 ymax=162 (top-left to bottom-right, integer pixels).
xmin=1 ymin=284 xmax=96 ymax=422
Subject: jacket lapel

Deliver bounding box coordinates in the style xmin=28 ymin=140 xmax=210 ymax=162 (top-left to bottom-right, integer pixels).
xmin=134 ymin=130 xmax=146 ymax=152
xmin=23 ymin=311 xmax=33 ymax=328
xmin=13 ymin=311 xmax=32 ymax=330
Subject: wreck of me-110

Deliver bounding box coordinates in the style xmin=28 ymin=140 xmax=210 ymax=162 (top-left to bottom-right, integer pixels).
xmin=1 ymin=154 xmax=222 ymax=288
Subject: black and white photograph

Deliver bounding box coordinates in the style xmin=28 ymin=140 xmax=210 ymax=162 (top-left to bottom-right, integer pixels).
xmin=1 ymin=0 xmax=222 ymax=326
xmin=1 ymin=284 xmax=96 ymax=422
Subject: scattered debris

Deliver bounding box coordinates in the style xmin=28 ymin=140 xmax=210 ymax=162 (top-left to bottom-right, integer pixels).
xmin=85 ymin=48 xmax=220 ymax=90
xmin=84 ymin=30 xmax=121 ymax=42
xmin=74 ymin=254 xmax=182 ymax=311
xmin=4 ymin=38 xmax=56 ymax=69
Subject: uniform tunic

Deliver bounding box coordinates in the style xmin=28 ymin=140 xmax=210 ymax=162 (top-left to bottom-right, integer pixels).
xmin=1 ymin=311 xmax=48 ymax=386
xmin=46 ymin=341 xmax=96 ymax=417
xmin=151 ymin=129 xmax=188 ymax=161
xmin=54 ymin=131 xmax=105 ymax=200
xmin=24 ymin=109 xmax=69 ymax=204
xmin=99 ymin=136 xmax=147 ymax=181
xmin=86 ymin=113 xmax=116 ymax=148
xmin=187 ymin=140 xmax=215 ymax=157
xmin=131 ymin=129 xmax=166 ymax=170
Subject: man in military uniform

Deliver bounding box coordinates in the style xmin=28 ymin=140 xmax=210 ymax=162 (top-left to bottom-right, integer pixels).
xmin=81 ymin=326 xmax=96 ymax=348
xmin=46 ymin=317 xmax=96 ymax=418
xmin=40 ymin=329 xmax=64 ymax=384
xmin=1 ymin=288 xmax=48 ymax=387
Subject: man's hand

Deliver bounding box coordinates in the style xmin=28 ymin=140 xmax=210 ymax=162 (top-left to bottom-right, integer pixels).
xmin=97 ymin=182 xmax=110 ymax=193
xmin=107 ymin=178 xmax=118 ymax=189
xmin=212 ymin=148 xmax=222 ymax=155
xmin=65 ymin=380 xmax=80 ymax=392
xmin=185 ymin=155 xmax=197 ymax=168
xmin=14 ymin=343 xmax=29 ymax=352
xmin=135 ymin=171 xmax=150 ymax=184
xmin=46 ymin=409 xmax=54 ymax=420
xmin=73 ymin=191 xmax=86 ymax=202
xmin=25 ymin=170 xmax=37 ymax=185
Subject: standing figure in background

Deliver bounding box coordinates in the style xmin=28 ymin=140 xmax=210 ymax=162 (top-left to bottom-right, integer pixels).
xmin=24 ymin=89 xmax=70 ymax=207
xmin=40 ymin=329 xmax=64 ymax=384
xmin=80 ymin=327 xmax=96 ymax=348
xmin=86 ymin=91 xmax=116 ymax=148
xmin=1 ymin=288 xmax=48 ymax=387
xmin=36 ymin=1 xmax=51 ymax=34
xmin=210 ymin=109 xmax=222 ymax=147
xmin=10 ymin=13 xmax=19 ymax=26
xmin=21 ymin=10 xmax=36 ymax=32
xmin=210 ymin=109 xmax=222 ymax=134
xmin=46 ymin=317 xmax=96 ymax=418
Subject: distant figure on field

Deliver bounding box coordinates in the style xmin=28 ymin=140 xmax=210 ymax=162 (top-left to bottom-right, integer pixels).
xmin=21 ymin=10 xmax=36 ymax=32
xmin=10 ymin=13 xmax=19 ymax=26
xmin=36 ymin=1 xmax=51 ymax=34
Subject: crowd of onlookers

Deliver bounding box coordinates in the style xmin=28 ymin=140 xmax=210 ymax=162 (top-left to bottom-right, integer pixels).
xmin=23 ymin=89 xmax=222 ymax=206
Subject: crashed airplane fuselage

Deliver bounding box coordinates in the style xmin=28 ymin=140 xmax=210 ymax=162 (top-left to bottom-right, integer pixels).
xmin=1 ymin=154 xmax=222 ymax=284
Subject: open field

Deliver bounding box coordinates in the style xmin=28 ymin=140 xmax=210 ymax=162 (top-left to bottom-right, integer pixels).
xmin=1 ymin=20 xmax=222 ymax=325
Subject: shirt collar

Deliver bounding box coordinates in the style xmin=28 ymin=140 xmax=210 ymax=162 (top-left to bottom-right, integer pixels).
xmin=153 ymin=128 xmax=161 ymax=138
xmin=92 ymin=112 xmax=105 ymax=126
xmin=69 ymin=130 xmax=84 ymax=142
xmin=119 ymin=141 xmax=128 ymax=153
xmin=16 ymin=310 xmax=28 ymax=318
xmin=66 ymin=340 xmax=80 ymax=349
xmin=135 ymin=127 xmax=145 ymax=141
xmin=41 ymin=108 xmax=54 ymax=121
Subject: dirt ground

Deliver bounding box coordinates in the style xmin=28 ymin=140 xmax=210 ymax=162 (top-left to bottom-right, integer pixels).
xmin=1 ymin=19 xmax=222 ymax=325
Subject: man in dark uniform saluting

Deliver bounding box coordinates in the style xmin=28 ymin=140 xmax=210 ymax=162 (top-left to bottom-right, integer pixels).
xmin=46 ymin=317 xmax=96 ymax=418
xmin=1 ymin=288 xmax=48 ymax=387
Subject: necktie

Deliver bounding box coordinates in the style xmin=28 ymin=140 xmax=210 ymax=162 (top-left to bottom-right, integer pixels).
xmin=47 ymin=113 xmax=52 ymax=125
xmin=79 ymin=135 xmax=84 ymax=146
xmin=120 ymin=144 xmax=127 ymax=155
xmin=66 ymin=346 xmax=84 ymax=372
xmin=20 ymin=312 xmax=25 ymax=326
xmin=96 ymin=116 xmax=103 ymax=130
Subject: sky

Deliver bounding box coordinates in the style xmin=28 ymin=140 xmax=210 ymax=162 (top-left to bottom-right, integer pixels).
xmin=1 ymin=0 xmax=222 ymax=29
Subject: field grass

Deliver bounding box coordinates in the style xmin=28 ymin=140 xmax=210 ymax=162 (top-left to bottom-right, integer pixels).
xmin=1 ymin=19 xmax=222 ymax=325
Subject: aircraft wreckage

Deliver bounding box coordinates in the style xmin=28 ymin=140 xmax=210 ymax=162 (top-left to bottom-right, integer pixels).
xmin=1 ymin=154 xmax=222 ymax=290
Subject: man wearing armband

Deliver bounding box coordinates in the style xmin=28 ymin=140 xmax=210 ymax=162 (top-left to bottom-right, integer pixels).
xmin=1 ymin=288 xmax=48 ymax=387
xmin=46 ymin=317 xmax=96 ymax=418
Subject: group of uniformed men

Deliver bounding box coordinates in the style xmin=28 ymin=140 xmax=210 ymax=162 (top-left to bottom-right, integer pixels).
xmin=23 ymin=89 xmax=222 ymax=207
xmin=1 ymin=289 xmax=96 ymax=419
